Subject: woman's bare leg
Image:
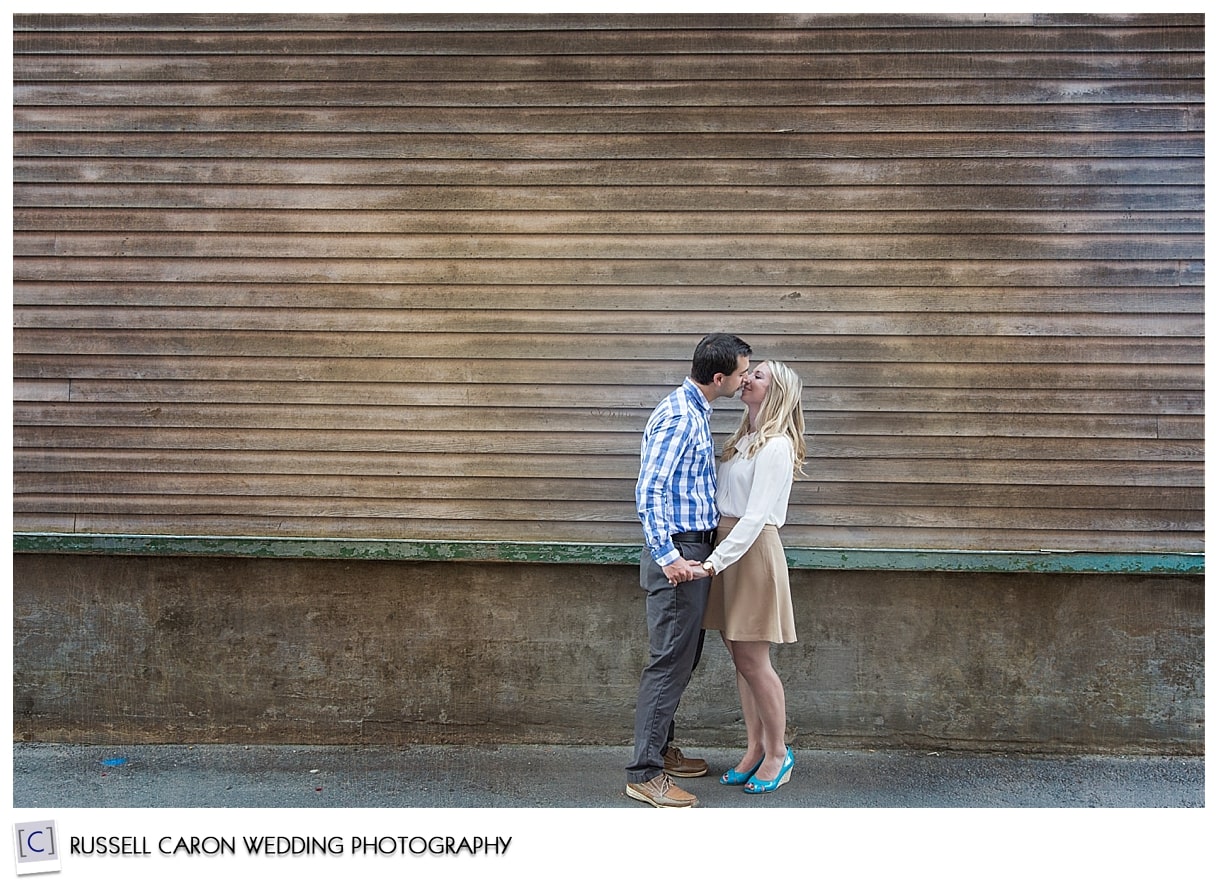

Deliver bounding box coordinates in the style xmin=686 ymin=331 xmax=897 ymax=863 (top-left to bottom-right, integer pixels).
xmin=728 ymin=638 xmax=788 ymax=781
xmin=725 ymin=637 xmax=765 ymax=773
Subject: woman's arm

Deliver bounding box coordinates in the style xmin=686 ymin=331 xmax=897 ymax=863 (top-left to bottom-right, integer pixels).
xmin=702 ymin=436 xmax=793 ymax=574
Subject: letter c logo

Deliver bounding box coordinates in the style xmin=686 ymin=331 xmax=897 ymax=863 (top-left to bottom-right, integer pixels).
xmin=26 ymin=830 xmax=45 ymax=853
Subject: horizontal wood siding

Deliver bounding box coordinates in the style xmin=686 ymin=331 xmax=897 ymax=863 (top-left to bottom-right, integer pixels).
xmin=12 ymin=13 xmax=1204 ymax=554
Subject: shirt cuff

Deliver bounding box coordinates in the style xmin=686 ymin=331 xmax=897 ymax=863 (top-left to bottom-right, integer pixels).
xmin=653 ymin=545 xmax=680 ymax=568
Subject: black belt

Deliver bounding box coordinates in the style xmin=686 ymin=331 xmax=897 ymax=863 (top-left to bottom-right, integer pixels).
xmin=672 ymin=530 xmax=715 ymax=544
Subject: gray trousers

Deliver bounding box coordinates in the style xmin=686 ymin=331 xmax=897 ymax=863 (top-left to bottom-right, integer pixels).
xmin=626 ymin=538 xmax=712 ymax=784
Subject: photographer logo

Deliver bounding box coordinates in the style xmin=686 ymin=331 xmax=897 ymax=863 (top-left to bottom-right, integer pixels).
xmin=12 ymin=820 xmax=61 ymax=875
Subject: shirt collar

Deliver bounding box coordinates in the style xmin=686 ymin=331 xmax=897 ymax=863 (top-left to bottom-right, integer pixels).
xmin=682 ymin=377 xmax=713 ymax=413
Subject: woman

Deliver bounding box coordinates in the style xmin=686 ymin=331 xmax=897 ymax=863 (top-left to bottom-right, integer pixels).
xmin=690 ymin=360 xmax=806 ymax=794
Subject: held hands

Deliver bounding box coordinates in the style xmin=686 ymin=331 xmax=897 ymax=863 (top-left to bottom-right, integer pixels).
xmin=663 ymin=558 xmax=712 ymax=586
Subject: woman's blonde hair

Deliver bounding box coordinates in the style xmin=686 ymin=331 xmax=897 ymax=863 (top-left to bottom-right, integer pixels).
xmin=722 ymin=360 xmax=807 ymax=476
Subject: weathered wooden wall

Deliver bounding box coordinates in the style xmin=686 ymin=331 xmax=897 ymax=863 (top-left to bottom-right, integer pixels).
xmin=12 ymin=14 xmax=1204 ymax=554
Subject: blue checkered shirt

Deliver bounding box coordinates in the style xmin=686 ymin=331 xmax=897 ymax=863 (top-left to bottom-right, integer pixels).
xmin=636 ymin=378 xmax=719 ymax=567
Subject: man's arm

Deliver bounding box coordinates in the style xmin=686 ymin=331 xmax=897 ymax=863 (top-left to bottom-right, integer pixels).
xmin=636 ymin=412 xmax=692 ymax=568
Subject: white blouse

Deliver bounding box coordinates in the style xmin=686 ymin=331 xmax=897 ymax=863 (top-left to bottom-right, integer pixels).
xmin=705 ymin=433 xmax=794 ymax=575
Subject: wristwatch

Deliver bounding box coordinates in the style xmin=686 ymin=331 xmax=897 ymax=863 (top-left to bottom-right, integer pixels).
xmin=702 ymin=560 xmax=716 ymax=577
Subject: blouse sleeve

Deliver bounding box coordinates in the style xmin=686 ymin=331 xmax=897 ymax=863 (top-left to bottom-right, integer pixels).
xmin=704 ymin=436 xmax=793 ymax=574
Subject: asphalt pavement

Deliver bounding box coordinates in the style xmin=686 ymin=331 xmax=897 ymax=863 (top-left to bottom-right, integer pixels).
xmin=12 ymin=741 xmax=1204 ymax=809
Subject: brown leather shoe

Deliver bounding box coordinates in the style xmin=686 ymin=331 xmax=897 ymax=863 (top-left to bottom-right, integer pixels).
xmin=663 ymin=746 xmax=709 ymax=778
xmin=626 ymin=773 xmax=699 ymax=808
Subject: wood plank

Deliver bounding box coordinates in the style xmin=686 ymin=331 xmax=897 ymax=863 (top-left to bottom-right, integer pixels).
xmin=38 ymin=379 xmax=1204 ymax=417
xmin=13 ymin=493 xmax=636 ymax=523
xmin=1156 ymin=416 xmax=1203 ymax=440
xmin=11 ymin=497 xmax=1198 ymax=543
xmin=13 ymin=380 xmax=70 ymax=402
xmin=795 ymin=459 xmax=1202 ymax=487
xmin=12 ymin=208 xmax=1208 ymax=236
xmin=13 ymin=329 xmax=1204 ymax=363
xmin=777 ymin=524 xmax=1203 ymax=554
xmin=14 ymin=79 xmax=1205 ymax=107
xmin=23 ymin=513 xmax=1193 ymax=554
xmin=10 ymin=403 xmax=1205 ymax=462
xmin=0 ymin=424 xmax=615 ymax=458
xmin=11 ymin=431 xmax=1206 ymax=486
xmin=12 ymin=514 xmax=78 ymax=533
xmin=13 ymin=305 xmax=1205 ymax=338
xmin=13 ymin=282 xmax=1205 ymax=314
xmin=795 ymin=483 xmax=1203 ymax=511
xmin=10 ymin=491 xmax=1196 ymax=535
xmin=15 ymin=449 xmax=638 ymax=480
xmin=13 ymin=232 xmax=1204 ymax=263
xmin=8 ymin=399 xmax=1186 ymax=443
xmin=14 ymin=184 xmax=1203 ymax=213
xmin=15 ymin=355 xmax=1204 ymax=392
xmin=17 ymin=132 xmax=1204 ymax=159
xmin=13 ymin=105 xmax=1198 ymax=134
xmin=12 ymin=495 xmax=1197 ymax=538
xmin=793 ymin=504 xmax=1199 ymax=533
xmin=15 ymin=444 xmax=1200 ymax=489
xmin=13 ymin=13 xmax=1203 ymax=32
xmin=47 ymin=379 xmax=670 ymax=409
xmin=13 ymin=462 xmax=1202 ymax=514
xmin=812 ymin=390 xmax=1203 ymax=417
xmin=11 ymin=443 xmax=638 ymax=479
xmin=12 ymin=402 xmax=652 ymax=433
xmin=11 ymin=258 xmax=1200 ymax=288
xmin=810 ymin=414 xmax=1179 ymax=440
xmin=24 ymin=512 xmax=648 ymax=544
xmin=17 ymin=454 xmax=1195 ymax=510
xmin=15 ymin=157 xmax=1204 ymax=187
xmin=12 ymin=25 xmax=1205 ymax=56
xmin=810 ymin=436 xmax=1201 ymax=462
xmin=12 ymin=428 xmax=646 ymax=456
xmin=16 ymin=472 xmax=639 ymax=502
xmin=15 ymin=52 xmax=1205 ymax=83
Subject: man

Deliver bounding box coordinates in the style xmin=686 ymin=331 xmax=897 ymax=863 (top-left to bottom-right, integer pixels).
xmin=626 ymin=333 xmax=752 ymax=808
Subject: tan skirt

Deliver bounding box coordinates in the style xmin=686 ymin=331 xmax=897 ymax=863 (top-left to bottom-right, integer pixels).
xmin=702 ymin=518 xmax=797 ymax=643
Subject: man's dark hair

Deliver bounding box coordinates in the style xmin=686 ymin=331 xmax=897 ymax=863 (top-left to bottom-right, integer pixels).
xmin=690 ymin=333 xmax=752 ymax=384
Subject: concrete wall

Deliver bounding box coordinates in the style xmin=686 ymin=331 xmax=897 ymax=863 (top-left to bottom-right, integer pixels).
xmin=13 ymin=554 xmax=1203 ymax=754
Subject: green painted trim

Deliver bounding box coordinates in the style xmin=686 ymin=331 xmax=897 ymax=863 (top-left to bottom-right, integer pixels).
xmin=784 ymin=547 xmax=1203 ymax=574
xmin=12 ymin=532 xmax=1203 ymax=574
